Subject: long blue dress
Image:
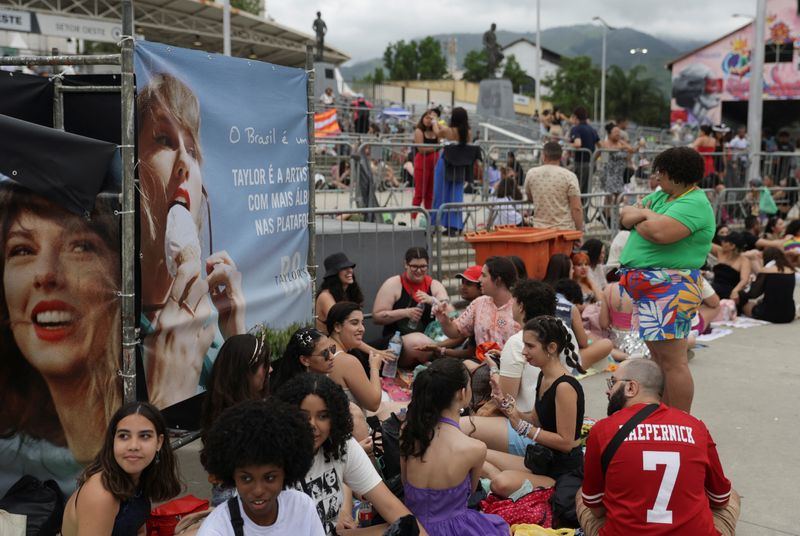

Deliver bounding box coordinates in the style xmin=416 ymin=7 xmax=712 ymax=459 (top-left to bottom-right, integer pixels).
xmin=430 ymin=154 xmax=464 ymax=230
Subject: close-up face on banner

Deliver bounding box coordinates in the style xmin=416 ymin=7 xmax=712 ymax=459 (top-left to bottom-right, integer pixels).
xmin=134 ymin=41 xmax=313 ymax=411
xmin=0 ymin=115 xmax=121 ymax=496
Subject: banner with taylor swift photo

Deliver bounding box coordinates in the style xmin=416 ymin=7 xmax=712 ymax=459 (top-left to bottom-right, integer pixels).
xmin=0 ymin=114 xmax=121 ymax=496
xmin=134 ymin=41 xmax=313 ymax=411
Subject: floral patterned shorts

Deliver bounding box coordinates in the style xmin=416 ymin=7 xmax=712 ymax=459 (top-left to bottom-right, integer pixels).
xmin=619 ymin=268 xmax=703 ymax=341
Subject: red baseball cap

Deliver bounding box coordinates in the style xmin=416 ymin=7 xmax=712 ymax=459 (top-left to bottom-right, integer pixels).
xmin=456 ymin=265 xmax=482 ymax=283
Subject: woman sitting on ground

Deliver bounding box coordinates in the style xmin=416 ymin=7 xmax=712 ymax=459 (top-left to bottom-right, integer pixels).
xmin=401 ymin=359 xmax=509 ymax=535
xmin=272 ymin=327 xmax=374 ymax=454
xmin=757 ymin=218 xmax=800 ymax=267
xmin=198 ymin=399 xmax=324 ymax=535
xmin=372 ymin=247 xmax=450 ymax=367
xmin=571 ymin=251 xmax=603 ymax=307
xmin=315 ymin=253 xmax=393 ymax=369
xmin=326 ymin=302 xmax=386 ymax=413
xmin=200 ymin=334 xmax=270 ymax=506
xmin=277 ymin=374 xmax=418 ymax=535
xmin=490 ymin=177 xmax=524 ymax=226
xmin=741 ymin=247 xmax=797 ymax=324
xmin=581 ymin=238 xmax=608 ymax=291
xmin=555 ymin=279 xmax=616 ymax=368
xmin=481 ymin=316 xmax=585 ymax=497
xmin=460 ymin=280 xmax=582 ymax=455
xmin=61 ymin=402 xmax=181 ymax=536
xmin=710 ymin=231 xmax=751 ymax=303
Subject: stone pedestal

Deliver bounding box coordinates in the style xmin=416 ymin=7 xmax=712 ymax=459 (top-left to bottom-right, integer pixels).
xmin=313 ymin=61 xmax=338 ymax=100
xmin=477 ymin=78 xmax=515 ymax=120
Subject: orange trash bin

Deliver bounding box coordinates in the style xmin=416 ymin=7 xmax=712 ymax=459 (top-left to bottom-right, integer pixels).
xmin=464 ymin=228 xmax=558 ymax=279
xmin=551 ymin=230 xmax=583 ymax=257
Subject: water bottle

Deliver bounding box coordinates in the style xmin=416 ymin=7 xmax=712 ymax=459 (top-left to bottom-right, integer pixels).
xmin=406 ymin=301 xmax=426 ymax=330
xmin=382 ymin=331 xmax=402 ymax=378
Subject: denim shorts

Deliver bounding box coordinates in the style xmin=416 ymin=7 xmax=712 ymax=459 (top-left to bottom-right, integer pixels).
xmin=507 ymin=419 xmax=535 ymax=456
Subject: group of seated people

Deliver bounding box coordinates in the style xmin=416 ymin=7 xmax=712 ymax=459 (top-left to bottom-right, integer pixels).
xmin=63 ymin=233 xmax=795 ymax=534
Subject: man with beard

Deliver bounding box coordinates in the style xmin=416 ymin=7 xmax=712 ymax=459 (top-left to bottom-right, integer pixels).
xmin=577 ymin=360 xmax=739 ymax=535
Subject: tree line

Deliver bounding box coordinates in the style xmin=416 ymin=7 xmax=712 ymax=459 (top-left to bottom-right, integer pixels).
xmin=360 ymin=37 xmax=668 ymax=127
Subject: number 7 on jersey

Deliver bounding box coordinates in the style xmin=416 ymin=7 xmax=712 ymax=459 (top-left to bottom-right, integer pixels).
xmin=642 ymin=451 xmax=680 ymax=524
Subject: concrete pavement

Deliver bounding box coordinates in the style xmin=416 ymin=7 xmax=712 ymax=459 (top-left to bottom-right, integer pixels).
xmin=175 ymin=317 xmax=800 ymax=534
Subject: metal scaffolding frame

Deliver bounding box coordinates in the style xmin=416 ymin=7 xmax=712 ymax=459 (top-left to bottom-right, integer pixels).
xmin=0 ymin=0 xmax=349 ymax=66
xmin=1 ymin=2 xmax=317 ymax=409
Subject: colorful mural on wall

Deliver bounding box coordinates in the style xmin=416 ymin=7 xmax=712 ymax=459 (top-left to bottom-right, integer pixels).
xmin=670 ymin=0 xmax=800 ymax=126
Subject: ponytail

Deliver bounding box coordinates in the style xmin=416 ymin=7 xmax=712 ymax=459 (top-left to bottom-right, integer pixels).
xmin=399 ymin=358 xmax=469 ymax=459
xmin=524 ymin=316 xmax=586 ymax=375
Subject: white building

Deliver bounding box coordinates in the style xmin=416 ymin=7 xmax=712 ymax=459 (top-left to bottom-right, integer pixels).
xmin=501 ymin=38 xmax=561 ymax=97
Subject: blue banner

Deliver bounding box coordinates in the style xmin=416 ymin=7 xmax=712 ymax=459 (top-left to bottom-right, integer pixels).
xmin=134 ymin=41 xmax=311 ymax=409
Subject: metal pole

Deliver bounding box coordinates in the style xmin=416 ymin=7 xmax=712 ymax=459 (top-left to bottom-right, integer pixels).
xmin=52 ymin=76 xmax=64 ymax=130
xmin=306 ymin=45 xmax=317 ymax=315
xmin=223 ymin=0 xmax=231 ymax=56
xmin=600 ymin=25 xmax=607 ymax=127
xmin=120 ymin=0 xmax=137 ymax=403
xmin=747 ymin=0 xmax=766 ymax=182
xmin=534 ymin=0 xmax=541 ymax=115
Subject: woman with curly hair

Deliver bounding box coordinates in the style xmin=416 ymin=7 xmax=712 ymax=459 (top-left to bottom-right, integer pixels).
xmin=276 ymin=374 xmax=414 ymax=535
xmin=619 ymin=146 xmax=715 ymax=413
xmin=198 ymin=399 xmax=323 ymax=534
xmin=400 ymin=358 xmax=508 ymax=535
xmin=61 ymin=402 xmax=181 ymax=535
xmin=200 ymin=334 xmax=270 ymax=506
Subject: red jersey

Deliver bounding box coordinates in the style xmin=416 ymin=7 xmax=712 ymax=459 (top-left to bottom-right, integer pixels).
xmin=582 ymin=403 xmax=731 ymax=535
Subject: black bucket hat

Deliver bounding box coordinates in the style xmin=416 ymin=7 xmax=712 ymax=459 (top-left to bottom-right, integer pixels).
xmin=323 ymin=252 xmax=356 ymax=278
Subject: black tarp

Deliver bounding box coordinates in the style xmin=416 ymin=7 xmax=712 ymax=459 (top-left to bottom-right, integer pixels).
xmin=0 ymin=71 xmax=122 ymax=144
xmin=0 ymin=114 xmax=118 ymax=214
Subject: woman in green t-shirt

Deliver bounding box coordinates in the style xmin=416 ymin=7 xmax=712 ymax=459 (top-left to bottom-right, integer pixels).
xmin=618 ymin=147 xmax=715 ymax=414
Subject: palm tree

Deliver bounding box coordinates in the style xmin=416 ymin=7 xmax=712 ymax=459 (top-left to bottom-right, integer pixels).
xmin=605 ymin=65 xmax=667 ymax=126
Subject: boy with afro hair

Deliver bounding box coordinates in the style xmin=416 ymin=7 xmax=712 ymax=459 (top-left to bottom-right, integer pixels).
xmin=198 ymin=398 xmax=325 ymax=535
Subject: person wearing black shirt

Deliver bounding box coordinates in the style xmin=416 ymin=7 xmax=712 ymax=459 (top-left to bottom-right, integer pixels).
xmin=569 ymin=106 xmax=600 ymax=193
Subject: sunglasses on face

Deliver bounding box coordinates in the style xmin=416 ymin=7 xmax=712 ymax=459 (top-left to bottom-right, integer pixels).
xmin=311 ymin=345 xmax=338 ymax=361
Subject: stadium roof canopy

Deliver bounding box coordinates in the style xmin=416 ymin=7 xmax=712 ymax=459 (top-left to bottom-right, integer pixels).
xmin=1 ymin=0 xmax=350 ymax=66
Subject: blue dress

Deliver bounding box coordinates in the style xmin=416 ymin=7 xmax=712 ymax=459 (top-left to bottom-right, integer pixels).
xmin=403 ymin=476 xmax=508 ymax=536
xmin=430 ymin=154 xmax=465 ymax=230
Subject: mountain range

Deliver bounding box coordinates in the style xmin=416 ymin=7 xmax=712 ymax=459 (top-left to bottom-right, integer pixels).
xmin=340 ymin=25 xmax=711 ymax=97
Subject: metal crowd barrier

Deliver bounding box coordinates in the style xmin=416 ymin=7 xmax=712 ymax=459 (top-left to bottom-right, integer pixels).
xmin=314 ymin=206 xmax=431 ymax=321
xmin=432 ymin=200 xmax=535 ymax=281
xmin=715 ymin=186 xmax=800 ymax=227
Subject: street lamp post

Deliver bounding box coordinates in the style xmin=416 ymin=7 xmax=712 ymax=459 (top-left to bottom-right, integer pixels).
xmin=593 ymin=16 xmax=615 ymax=127
xmin=745 ymin=2 xmax=766 ymax=181
xmin=534 ymin=0 xmax=541 ymax=116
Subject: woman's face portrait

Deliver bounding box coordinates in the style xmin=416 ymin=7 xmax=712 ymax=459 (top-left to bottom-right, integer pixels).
xmin=337 ymin=267 xmax=354 ymax=286
xmin=138 ymin=105 xmax=205 ymax=265
xmin=3 ymin=210 xmax=117 ymax=377
xmin=338 ymin=311 xmax=364 ymax=347
xmin=573 ymin=259 xmax=589 ymax=280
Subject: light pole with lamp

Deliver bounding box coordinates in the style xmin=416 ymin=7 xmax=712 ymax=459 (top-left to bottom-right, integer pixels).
xmin=534 ymin=0 xmax=541 ymax=117
xmin=734 ymin=7 xmax=766 ymax=181
xmin=593 ymin=16 xmax=615 ymax=127
xmin=630 ymin=47 xmax=648 ymax=67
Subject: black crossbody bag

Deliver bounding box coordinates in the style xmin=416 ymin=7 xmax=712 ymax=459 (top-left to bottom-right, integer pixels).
xmin=228 ymin=496 xmax=245 ymax=536
xmin=601 ymin=403 xmax=659 ymax=474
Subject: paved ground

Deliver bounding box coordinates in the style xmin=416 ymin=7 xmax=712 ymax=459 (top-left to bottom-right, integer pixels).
xmin=176 ymin=316 xmax=800 ymax=534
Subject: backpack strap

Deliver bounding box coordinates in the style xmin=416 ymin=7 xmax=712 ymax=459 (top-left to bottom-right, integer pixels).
xmin=600 ymin=403 xmax=659 ymax=475
xmin=227 ymin=496 xmax=244 ymax=536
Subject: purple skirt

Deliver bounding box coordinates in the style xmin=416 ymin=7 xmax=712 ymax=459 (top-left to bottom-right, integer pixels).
xmin=404 ymin=477 xmax=509 ymax=536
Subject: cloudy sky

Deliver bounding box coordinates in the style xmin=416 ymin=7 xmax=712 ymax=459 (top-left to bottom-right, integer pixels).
xmin=269 ymin=0 xmax=758 ymax=63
